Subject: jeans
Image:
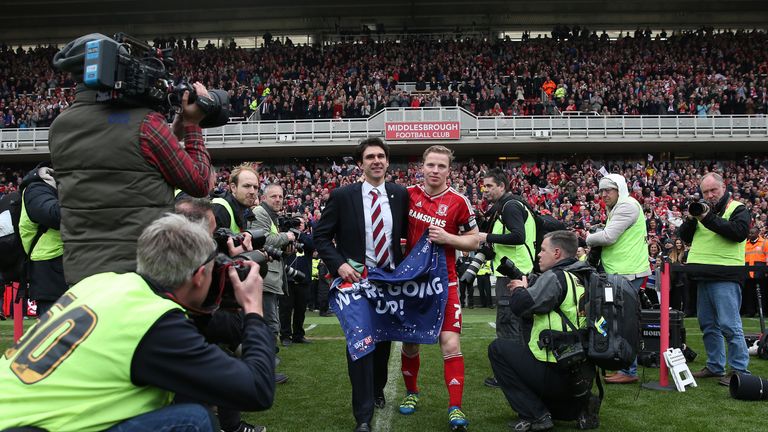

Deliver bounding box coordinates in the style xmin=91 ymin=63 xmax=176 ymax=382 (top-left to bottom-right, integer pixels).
xmin=620 ymin=277 xmax=646 ymax=377
xmin=262 ymin=292 xmax=281 ymax=339
xmin=105 ymin=403 xmax=217 ymax=432
xmin=697 ymin=280 xmax=750 ymax=374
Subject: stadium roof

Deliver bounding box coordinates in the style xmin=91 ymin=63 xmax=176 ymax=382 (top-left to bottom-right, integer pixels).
xmin=1 ymin=0 xmax=766 ymax=45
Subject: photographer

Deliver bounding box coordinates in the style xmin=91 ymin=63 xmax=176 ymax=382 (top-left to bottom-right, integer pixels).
xmin=175 ymin=197 xmax=266 ymax=432
xmin=279 ymin=215 xmax=315 ymax=345
xmin=17 ymin=162 xmax=66 ymax=316
xmin=488 ymin=231 xmax=599 ymax=431
xmin=251 ymin=184 xmax=295 ymax=339
xmin=680 ymin=172 xmax=750 ymax=385
xmin=0 ymin=214 xmax=275 ymax=432
xmin=585 ymin=173 xmax=650 ymax=384
xmin=478 ymin=168 xmax=536 ymax=387
xmin=49 ymin=33 xmax=213 ymax=286
xmin=212 ymin=164 xmax=260 ymax=235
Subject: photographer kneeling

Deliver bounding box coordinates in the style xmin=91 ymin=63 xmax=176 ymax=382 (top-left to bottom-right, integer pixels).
xmin=488 ymin=231 xmax=598 ymax=431
xmin=0 ymin=214 xmax=275 ymax=432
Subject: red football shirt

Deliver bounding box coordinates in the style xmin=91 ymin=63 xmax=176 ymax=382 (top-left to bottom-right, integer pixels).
xmin=406 ymin=185 xmax=477 ymax=284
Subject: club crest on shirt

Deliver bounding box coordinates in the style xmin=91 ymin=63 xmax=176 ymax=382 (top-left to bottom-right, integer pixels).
xmin=436 ymin=204 xmax=448 ymax=216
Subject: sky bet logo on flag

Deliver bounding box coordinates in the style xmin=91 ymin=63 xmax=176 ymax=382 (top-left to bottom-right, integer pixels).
xmin=330 ymin=232 xmax=449 ymax=361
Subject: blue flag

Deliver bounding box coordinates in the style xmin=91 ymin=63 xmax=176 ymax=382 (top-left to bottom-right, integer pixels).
xmin=330 ymin=233 xmax=449 ymax=361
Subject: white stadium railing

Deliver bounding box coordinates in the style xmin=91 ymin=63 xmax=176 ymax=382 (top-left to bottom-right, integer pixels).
xmin=1 ymin=107 xmax=767 ymax=155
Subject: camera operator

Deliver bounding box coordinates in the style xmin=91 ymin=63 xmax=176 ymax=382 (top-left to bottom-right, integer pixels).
xmin=279 ymin=215 xmax=315 ymax=346
xmin=585 ymin=173 xmax=650 ymax=384
xmin=478 ymin=168 xmax=536 ymax=387
xmin=0 ymin=214 xmax=274 ymax=432
xmin=488 ymin=231 xmax=599 ymax=431
xmin=251 ymin=184 xmax=295 ymax=335
xmin=48 ymin=33 xmax=213 ymax=286
xmin=680 ymin=172 xmax=750 ymax=385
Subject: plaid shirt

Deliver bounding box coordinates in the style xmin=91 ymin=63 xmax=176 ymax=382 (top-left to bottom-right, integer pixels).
xmin=139 ymin=112 xmax=211 ymax=197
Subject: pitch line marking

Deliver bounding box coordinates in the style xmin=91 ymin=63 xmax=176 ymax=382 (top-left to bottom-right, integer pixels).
xmin=373 ymin=341 xmax=402 ymax=432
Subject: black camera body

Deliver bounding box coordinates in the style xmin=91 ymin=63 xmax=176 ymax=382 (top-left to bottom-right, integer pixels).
xmin=209 ymin=251 xmax=270 ymax=310
xmin=497 ymin=257 xmax=525 ymax=281
xmin=70 ymin=33 xmax=231 ymax=127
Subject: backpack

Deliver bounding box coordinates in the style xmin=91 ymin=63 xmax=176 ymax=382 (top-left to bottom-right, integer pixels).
xmin=558 ymin=267 xmax=641 ymax=371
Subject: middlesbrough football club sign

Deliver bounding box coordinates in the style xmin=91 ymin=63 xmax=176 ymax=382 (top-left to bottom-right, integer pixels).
xmin=385 ymin=121 xmax=461 ymax=140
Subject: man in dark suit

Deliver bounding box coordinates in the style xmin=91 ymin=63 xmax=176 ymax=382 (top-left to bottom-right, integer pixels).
xmin=314 ymin=137 xmax=408 ymax=432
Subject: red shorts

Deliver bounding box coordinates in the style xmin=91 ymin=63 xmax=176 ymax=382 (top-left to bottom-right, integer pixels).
xmin=441 ymin=283 xmax=462 ymax=333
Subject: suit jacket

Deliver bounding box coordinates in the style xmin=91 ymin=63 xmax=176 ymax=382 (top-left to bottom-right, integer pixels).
xmin=314 ymin=182 xmax=408 ymax=276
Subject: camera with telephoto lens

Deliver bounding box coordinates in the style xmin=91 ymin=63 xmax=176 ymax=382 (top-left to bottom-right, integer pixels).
xmin=206 ymin=250 xmax=271 ymax=310
xmin=687 ymin=201 xmax=710 ymax=217
xmin=285 ymin=266 xmax=306 ymax=284
xmin=53 ymin=32 xmax=231 ymax=128
xmin=496 ymin=257 xmax=525 ymax=281
xmin=206 ymin=228 xmax=283 ymax=310
xmin=278 ymin=214 xmax=305 ymax=253
xmin=213 ymin=227 xmax=269 ymax=252
xmin=459 ymin=244 xmax=495 ymax=285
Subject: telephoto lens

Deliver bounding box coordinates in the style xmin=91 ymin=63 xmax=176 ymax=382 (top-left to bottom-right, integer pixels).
xmin=687 ymin=201 xmax=709 ymax=217
xmin=729 ymin=373 xmax=768 ymax=401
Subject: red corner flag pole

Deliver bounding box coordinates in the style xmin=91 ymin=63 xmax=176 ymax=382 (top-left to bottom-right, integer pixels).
xmin=13 ymin=282 xmax=23 ymax=343
xmin=642 ymin=261 xmax=673 ymax=391
xmin=659 ymin=261 xmax=671 ymax=387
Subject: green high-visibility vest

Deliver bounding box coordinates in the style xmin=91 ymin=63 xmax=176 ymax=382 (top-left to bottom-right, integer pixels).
xmin=600 ymin=197 xmax=650 ymax=275
xmin=492 ymin=200 xmax=535 ymax=275
xmin=312 ymin=258 xmax=319 ymax=279
xmin=0 ymin=272 xmax=179 ymax=432
xmin=212 ymin=197 xmax=240 ymax=233
xmin=528 ymin=271 xmax=585 ymax=363
xmin=19 ymin=189 xmax=63 ymax=261
xmin=687 ymin=200 xmax=746 ymax=266
xmin=477 ymin=260 xmax=491 ymax=276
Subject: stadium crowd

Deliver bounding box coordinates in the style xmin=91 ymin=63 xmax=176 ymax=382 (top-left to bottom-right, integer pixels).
xmin=4 ymin=156 xmax=768 ymax=236
xmin=5 ymin=154 xmax=767 ymax=316
xmin=1 ymin=27 xmax=768 ymax=128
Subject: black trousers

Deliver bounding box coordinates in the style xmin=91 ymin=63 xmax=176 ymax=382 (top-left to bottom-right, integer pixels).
xmin=477 ymin=274 xmax=493 ymax=307
xmin=347 ymin=341 xmax=391 ymax=425
xmin=459 ymin=280 xmax=475 ymax=307
xmin=279 ymin=282 xmax=308 ymax=341
xmin=317 ymin=275 xmax=331 ymax=314
xmin=742 ymin=275 xmax=767 ymax=316
xmin=488 ymin=338 xmax=592 ymax=421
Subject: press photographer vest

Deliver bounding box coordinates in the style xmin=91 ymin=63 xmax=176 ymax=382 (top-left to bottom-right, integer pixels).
xmin=0 ymin=272 xmax=179 ymax=432
xmin=687 ymin=200 xmax=746 ymax=267
xmin=528 ymin=270 xmax=585 ymax=363
xmin=492 ymin=200 xmax=536 ymax=275
xmin=49 ymin=89 xmax=173 ymax=284
xmin=600 ymin=197 xmax=650 ymax=275
xmin=212 ymin=197 xmax=241 ymax=233
xmin=19 ymin=189 xmax=63 ymax=261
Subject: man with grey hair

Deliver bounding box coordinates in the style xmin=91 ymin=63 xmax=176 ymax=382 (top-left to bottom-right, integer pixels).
xmin=585 ymin=173 xmax=650 ymax=384
xmin=681 ymin=172 xmax=751 ymax=385
xmin=252 ymin=182 xmax=295 ymax=385
xmin=0 ymin=214 xmax=275 ymax=432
